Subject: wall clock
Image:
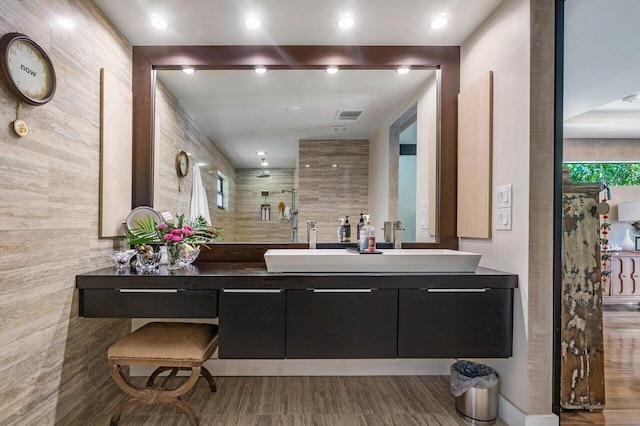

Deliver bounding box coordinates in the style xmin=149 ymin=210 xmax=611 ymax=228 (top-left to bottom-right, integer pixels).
xmin=176 ymin=150 xmax=189 ymax=177
xmin=0 ymin=32 xmax=57 ymax=106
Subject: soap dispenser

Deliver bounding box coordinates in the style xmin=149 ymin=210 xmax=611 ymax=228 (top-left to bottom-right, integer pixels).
xmin=357 ymin=213 xmax=365 ymax=245
xmin=344 ymin=216 xmax=351 ymax=242
xmin=363 ymin=216 xmax=376 ymax=252
xmin=337 ymin=218 xmax=345 ymax=242
xmin=359 ymin=215 xmax=371 ymax=252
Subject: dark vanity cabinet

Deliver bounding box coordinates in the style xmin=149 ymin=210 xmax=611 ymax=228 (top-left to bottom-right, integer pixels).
xmin=397 ymin=288 xmax=514 ymax=358
xmin=218 ymin=289 xmax=286 ymax=359
xmin=286 ymin=289 xmax=398 ymax=358
xmin=77 ymin=264 xmax=518 ymax=359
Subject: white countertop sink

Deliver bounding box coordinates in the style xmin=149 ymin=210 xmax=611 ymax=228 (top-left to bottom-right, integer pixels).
xmin=264 ymin=249 xmax=481 ymax=273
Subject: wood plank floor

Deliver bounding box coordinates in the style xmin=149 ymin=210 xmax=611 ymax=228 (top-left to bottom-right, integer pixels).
xmin=88 ymin=375 xmax=508 ymax=425
xmin=561 ymin=305 xmax=640 ymax=425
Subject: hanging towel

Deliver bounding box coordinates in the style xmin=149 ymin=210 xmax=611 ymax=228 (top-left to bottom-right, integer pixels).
xmin=190 ymin=164 xmax=211 ymax=225
xmin=284 ymin=206 xmax=292 ymax=221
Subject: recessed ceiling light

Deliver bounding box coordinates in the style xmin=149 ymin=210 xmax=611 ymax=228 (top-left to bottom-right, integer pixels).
xmin=326 ymin=66 xmax=339 ymax=74
xmin=332 ymin=164 xmax=338 ymax=168
xmin=245 ymin=14 xmax=261 ymax=29
xmin=305 ymin=164 xmax=310 ymax=168
xmin=338 ymin=14 xmax=355 ymax=29
xmin=429 ymin=15 xmax=449 ymax=30
xmin=57 ymin=18 xmax=75 ymax=30
xmin=396 ymin=67 xmax=411 ymax=75
xmin=287 ymin=106 xmax=301 ymax=112
xmin=254 ymin=66 xmax=267 ymax=74
xmin=256 ymin=151 xmax=267 ymax=156
xmin=149 ymin=14 xmax=168 ymax=30
xmin=182 ymin=67 xmax=195 ymax=74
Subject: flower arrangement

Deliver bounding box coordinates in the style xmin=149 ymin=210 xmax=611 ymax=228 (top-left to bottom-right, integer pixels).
xmin=126 ymin=214 xmax=221 ymax=269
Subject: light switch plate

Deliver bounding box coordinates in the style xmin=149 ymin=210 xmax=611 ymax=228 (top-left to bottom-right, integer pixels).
xmin=495 ymin=207 xmax=512 ymax=230
xmin=421 ymin=200 xmax=428 ymax=215
xmin=496 ymin=185 xmax=512 ymax=208
xmin=420 ymin=214 xmax=428 ymax=229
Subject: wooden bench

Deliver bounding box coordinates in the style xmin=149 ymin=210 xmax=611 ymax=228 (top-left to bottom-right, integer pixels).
xmin=107 ymin=322 xmax=218 ymax=426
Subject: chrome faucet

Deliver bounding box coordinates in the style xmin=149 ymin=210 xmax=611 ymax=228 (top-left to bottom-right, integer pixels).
xmin=307 ymin=220 xmax=318 ymax=249
xmin=392 ymin=220 xmax=404 ymax=249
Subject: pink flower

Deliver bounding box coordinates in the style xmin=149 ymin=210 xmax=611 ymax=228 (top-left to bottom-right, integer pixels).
xmin=172 ymin=235 xmax=183 ymax=242
xmin=183 ymin=226 xmax=193 ymax=235
xmin=171 ymin=228 xmax=183 ymax=235
xmin=163 ymin=234 xmax=172 ymax=241
xmin=157 ymin=223 xmax=168 ymax=230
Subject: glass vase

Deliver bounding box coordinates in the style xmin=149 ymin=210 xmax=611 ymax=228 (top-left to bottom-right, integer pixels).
xmin=166 ymin=244 xmax=183 ymax=270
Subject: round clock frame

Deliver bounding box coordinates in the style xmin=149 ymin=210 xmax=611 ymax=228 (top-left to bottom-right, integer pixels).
xmin=0 ymin=32 xmax=57 ymax=106
xmin=176 ymin=150 xmax=190 ymax=177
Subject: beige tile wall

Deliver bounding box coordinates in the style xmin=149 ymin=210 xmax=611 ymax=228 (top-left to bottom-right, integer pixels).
xmin=235 ymin=168 xmax=296 ymax=242
xmin=298 ymin=140 xmax=369 ymax=243
xmin=0 ymin=0 xmax=133 ymax=424
xmin=154 ymin=80 xmax=238 ymax=241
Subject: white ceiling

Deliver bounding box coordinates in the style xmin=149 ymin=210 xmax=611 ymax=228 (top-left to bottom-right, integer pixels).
xmin=564 ymin=0 xmax=640 ymax=139
xmin=93 ymin=0 xmax=503 ymax=46
xmin=92 ymin=0 xmax=504 ymax=168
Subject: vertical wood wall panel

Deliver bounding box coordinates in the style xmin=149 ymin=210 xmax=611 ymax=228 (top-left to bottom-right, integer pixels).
xmin=99 ymin=68 xmax=132 ymax=237
xmin=457 ymin=71 xmax=493 ymax=238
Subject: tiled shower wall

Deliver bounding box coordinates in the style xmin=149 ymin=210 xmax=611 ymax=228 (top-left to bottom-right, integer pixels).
xmin=235 ymin=168 xmax=296 ymax=242
xmin=298 ymin=139 xmax=369 ymax=243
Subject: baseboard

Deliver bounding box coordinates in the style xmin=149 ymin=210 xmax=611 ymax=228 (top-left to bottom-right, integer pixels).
xmin=131 ymin=358 xmax=455 ymax=377
xmin=498 ymin=395 xmax=559 ymax=426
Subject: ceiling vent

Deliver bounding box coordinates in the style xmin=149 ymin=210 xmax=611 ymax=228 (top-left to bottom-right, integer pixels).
xmin=335 ymin=109 xmax=362 ymax=120
xmin=331 ymin=125 xmax=352 ymax=133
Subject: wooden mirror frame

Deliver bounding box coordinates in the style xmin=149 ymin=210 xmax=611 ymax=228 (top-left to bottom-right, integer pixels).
xmin=131 ymin=45 xmax=460 ymax=249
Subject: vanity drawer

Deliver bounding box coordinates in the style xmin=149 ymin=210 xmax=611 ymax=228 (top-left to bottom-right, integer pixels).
xmin=218 ymin=289 xmax=286 ymax=359
xmin=80 ymin=289 xmax=218 ymax=318
xmin=286 ymin=289 xmax=398 ymax=359
xmin=398 ymin=288 xmax=513 ymax=358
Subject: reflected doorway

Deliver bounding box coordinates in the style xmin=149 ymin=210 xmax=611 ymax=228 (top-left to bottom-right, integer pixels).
xmin=398 ymin=116 xmax=418 ymax=242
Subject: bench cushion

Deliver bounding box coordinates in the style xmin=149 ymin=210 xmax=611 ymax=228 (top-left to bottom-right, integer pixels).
xmin=108 ymin=322 xmax=218 ymax=366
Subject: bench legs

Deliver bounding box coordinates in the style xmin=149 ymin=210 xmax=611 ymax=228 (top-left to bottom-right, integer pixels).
xmin=109 ymin=362 xmax=214 ymax=426
xmin=147 ymin=366 xmax=217 ymax=392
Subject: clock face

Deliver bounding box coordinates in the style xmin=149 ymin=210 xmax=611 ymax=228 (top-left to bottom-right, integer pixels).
xmin=7 ymin=39 xmax=53 ymax=101
xmin=0 ymin=33 xmax=56 ymax=105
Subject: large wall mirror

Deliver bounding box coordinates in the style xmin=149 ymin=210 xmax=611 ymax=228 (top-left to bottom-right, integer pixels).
xmin=132 ymin=45 xmax=459 ymax=248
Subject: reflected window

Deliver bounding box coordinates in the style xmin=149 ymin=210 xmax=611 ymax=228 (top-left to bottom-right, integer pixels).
xmin=217 ymin=172 xmax=225 ymax=209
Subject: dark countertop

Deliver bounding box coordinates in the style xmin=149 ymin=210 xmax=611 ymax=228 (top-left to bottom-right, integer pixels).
xmin=76 ymin=263 xmax=518 ymax=290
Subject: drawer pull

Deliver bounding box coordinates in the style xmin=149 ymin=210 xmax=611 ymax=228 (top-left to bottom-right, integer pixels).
xmin=118 ymin=289 xmax=179 ymax=293
xmin=222 ymin=289 xmax=283 ymax=293
xmin=312 ymin=289 xmax=373 ymax=293
xmin=426 ymin=288 xmax=487 ymax=293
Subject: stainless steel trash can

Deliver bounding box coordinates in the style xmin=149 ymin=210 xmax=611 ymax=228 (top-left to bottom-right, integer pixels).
xmin=455 ymin=381 xmax=499 ymax=424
